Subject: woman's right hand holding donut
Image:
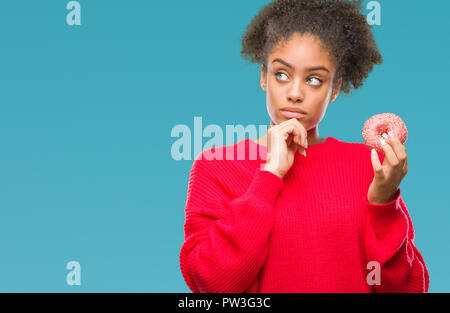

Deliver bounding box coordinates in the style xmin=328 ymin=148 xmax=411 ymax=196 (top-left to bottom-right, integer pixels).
xmin=263 ymin=118 xmax=308 ymax=179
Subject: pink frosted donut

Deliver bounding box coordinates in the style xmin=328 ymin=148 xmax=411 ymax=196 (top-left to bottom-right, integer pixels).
xmin=362 ymin=113 xmax=408 ymax=153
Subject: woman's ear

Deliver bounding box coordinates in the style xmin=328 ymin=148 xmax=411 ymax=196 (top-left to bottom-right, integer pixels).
xmin=330 ymin=77 xmax=342 ymax=103
xmin=260 ymin=64 xmax=267 ymax=92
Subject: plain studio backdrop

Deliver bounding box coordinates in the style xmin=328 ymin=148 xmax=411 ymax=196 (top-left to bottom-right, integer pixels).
xmin=0 ymin=0 xmax=448 ymax=292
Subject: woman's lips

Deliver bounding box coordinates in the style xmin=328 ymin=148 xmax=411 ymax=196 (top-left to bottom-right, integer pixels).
xmin=280 ymin=110 xmax=306 ymax=119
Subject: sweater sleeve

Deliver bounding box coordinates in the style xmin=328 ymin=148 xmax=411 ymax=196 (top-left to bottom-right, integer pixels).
xmin=364 ymin=188 xmax=429 ymax=292
xmin=179 ymin=154 xmax=284 ymax=293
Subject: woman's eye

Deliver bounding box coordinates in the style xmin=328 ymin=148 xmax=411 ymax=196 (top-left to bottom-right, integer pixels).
xmin=275 ymin=72 xmax=288 ymax=81
xmin=308 ymin=77 xmax=322 ymax=86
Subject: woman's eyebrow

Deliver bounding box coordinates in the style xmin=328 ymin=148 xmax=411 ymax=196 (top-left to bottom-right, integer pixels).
xmin=272 ymin=58 xmax=330 ymax=73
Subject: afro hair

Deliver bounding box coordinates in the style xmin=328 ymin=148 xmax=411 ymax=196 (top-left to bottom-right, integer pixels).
xmin=240 ymin=0 xmax=383 ymax=94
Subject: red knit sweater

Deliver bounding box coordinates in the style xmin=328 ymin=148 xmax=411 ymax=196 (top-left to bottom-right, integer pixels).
xmin=179 ymin=136 xmax=429 ymax=293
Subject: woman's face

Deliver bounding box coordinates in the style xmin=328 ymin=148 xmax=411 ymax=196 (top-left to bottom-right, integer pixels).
xmin=261 ymin=32 xmax=342 ymax=130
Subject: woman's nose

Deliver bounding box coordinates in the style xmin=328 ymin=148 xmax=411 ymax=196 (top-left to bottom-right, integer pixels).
xmin=287 ymin=81 xmax=305 ymax=103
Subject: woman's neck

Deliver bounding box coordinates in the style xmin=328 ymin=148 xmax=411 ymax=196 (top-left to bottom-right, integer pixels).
xmin=255 ymin=123 xmax=325 ymax=147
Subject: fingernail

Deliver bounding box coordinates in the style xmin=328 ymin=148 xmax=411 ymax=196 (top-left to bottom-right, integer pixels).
xmin=302 ymin=150 xmax=307 ymax=157
xmin=388 ymin=130 xmax=395 ymax=138
xmin=304 ymin=138 xmax=308 ymax=148
xmin=379 ymin=137 xmax=386 ymax=146
xmin=371 ymin=148 xmax=376 ymax=155
xmin=382 ymin=133 xmax=389 ymax=140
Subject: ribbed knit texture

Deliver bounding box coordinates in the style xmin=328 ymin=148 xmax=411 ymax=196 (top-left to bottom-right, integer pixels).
xmin=179 ymin=136 xmax=429 ymax=293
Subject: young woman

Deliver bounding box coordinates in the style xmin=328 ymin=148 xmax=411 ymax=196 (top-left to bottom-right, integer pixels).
xmin=180 ymin=0 xmax=429 ymax=293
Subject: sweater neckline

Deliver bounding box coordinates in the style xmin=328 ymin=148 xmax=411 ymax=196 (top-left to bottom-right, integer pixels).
xmin=247 ymin=136 xmax=335 ymax=152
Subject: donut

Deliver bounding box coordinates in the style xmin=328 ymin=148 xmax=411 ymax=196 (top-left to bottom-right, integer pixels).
xmin=362 ymin=113 xmax=408 ymax=153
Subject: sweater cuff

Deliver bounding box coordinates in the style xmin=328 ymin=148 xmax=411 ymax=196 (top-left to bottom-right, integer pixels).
xmin=245 ymin=167 xmax=285 ymax=205
xmin=365 ymin=188 xmax=403 ymax=225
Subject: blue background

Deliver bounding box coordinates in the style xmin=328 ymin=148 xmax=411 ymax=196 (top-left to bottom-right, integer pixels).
xmin=0 ymin=0 xmax=448 ymax=292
